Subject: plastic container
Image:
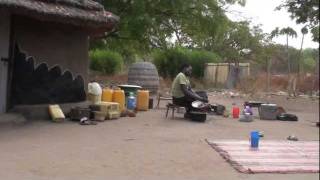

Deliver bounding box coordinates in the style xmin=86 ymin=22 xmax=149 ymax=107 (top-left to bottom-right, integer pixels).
xmin=243 ymin=106 xmax=253 ymax=115
xmin=102 ymin=88 xmax=113 ymax=102
xmin=107 ymin=111 xmax=120 ymax=120
xmin=95 ymin=102 xmax=120 ymax=120
xmin=88 ymin=94 xmax=101 ymax=104
xmin=190 ymin=111 xmax=207 ymax=122
xmin=48 ymin=105 xmax=65 ymax=122
xmin=137 ymin=90 xmax=149 ymax=111
xmin=250 ymin=131 xmax=260 ymax=148
xmin=97 ymin=102 xmax=120 ymax=114
xmin=149 ymin=98 xmax=154 ymax=109
xmin=93 ymin=111 xmax=107 ymax=121
xmin=112 ymin=89 xmax=125 ymax=112
xmin=258 ymin=104 xmax=278 ymax=120
xmin=239 ymin=114 xmax=253 ymax=122
xmin=88 ymin=82 xmax=102 ymax=104
xmin=232 ymin=106 xmax=240 ymax=118
xmin=88 ymin=82 xmax=102 ymax=95
xmin=127 ymin=92 xmax=136 ymax=110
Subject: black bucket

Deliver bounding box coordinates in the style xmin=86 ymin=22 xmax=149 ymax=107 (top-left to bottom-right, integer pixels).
xmin=148 ymin=98 xmax=154 ymax=109
xmin=190 ymin=111 xmax=207 ymax=122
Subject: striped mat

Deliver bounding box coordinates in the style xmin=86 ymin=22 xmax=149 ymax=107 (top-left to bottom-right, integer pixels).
xmin=206 ymin=140 xmax=319 ymax=174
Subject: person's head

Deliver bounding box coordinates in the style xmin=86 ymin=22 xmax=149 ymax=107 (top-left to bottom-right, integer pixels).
xmin=180 ymin=63 xmax=192 ymax=76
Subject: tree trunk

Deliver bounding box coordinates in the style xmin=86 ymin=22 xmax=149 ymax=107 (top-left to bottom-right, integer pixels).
xmin=298 ymin=34 xmax=305 ymax=76
xmin=286 ymin=35 xmax=294 ymax=96
xmin=266 ymin=58 xmax=271 ymax=92
xmin=296 ymin=34 xmax=305 ymax=94
xmin=286 ymin=35 xmax=290 ymax=75
xmin=235 ymin=60 xmax=240 ymax=88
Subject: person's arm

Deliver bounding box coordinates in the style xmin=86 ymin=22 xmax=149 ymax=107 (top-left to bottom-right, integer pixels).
xmin=180 ymin=84 xmax=208 ymax=102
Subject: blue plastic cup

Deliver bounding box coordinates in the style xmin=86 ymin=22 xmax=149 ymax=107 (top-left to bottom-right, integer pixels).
xmin=250 ymin=131 xmax=260 ymax=148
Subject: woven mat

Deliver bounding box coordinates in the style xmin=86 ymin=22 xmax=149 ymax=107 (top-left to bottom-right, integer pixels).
xmin=206 ymin=140 xmax=319 ymax=174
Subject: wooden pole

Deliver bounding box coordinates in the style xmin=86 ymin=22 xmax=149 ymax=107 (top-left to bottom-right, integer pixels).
xmin=267 ymin=58 xmax=271 ymax=92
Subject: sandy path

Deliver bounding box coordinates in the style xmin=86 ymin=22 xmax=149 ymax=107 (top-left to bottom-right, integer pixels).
xmin=0 ymin=94 xmax=318 ymax=180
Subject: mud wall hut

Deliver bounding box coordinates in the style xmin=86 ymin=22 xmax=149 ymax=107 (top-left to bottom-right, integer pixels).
xmin=0 ymin=0 xmax=118 ymax=113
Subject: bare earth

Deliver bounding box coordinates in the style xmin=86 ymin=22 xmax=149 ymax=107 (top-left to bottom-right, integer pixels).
xmin=0 ymin=93 xmax=319 ymax=180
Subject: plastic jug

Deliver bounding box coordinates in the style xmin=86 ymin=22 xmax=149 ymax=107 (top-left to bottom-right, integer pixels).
xmin=137 ymin=90 xmax=149 ymax=111
xmin=102 ymin=88 xmax=113 ymax=102
xmin=250 ymin=131 xmax=260 ymax=148
xmin=88 ymin=82 xmax=102 ymax=95
xmin=232 ymin=106 xmax=240 ymax=118
xmin=127 ymin=92 xmax=136 ymax=110
xmin=112 ymin=89 xmax=125 ymax=112
xmin=48 ymin=105 xmax=65 ymax=122
xmin=88 ymin=82 xmax=102 ymax=104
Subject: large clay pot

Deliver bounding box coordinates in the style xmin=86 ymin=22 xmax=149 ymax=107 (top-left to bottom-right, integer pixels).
xmin=128 ymin=62 xmax=159 ymax=95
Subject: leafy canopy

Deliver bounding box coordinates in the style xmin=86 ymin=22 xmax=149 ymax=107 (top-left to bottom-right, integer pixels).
xmin=96 ymin=0 xmax=247 ymax=54
xmin=277 ymin=0 xmax=319 ymax=42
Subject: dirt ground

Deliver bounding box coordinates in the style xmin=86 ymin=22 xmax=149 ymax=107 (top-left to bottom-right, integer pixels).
xmin=0 ymin=93 xmax=319 ymax=180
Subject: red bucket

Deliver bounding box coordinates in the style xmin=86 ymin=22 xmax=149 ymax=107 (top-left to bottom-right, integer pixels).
xmin=232 ymin=107 xmax=240 ymax=118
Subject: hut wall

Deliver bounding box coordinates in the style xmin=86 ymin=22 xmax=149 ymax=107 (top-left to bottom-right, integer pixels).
xmin=0 ymin=11 xmax=10 ymax=113
xmin=8 ymin=16 xmax=88 ymax=105
xmin=13 ymin=16 xmax=89 ymax=84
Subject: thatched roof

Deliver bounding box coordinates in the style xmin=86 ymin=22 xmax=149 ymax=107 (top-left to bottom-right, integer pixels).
xmin=0 ymin=0 xmax=119 ymax=33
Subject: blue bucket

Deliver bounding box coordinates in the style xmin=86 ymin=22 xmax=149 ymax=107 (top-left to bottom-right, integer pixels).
xmin=250 ymin=131 xmax=260 ymax=148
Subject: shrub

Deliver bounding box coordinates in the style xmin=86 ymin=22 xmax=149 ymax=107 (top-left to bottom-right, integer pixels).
xmin=89 ymin=50 xmax=123 ymax=75
xmin=152 ymin=47 xmax=221 ymax=79
xmin=303 ymin=57 xmax=317 ymax=72
xmin=189 ymin=50 xmax=221 ymax=78
xmin=153 ymin=50 xmax=168 ymax=78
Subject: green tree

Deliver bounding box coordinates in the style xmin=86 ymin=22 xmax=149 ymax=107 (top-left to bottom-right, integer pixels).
xmin=270 ymin=27 xmax=297 ymax=74
xmin=302 ymin=48 xmax=319 ymax=72
xmin=94 ymin=0 xmax=246 ymax=54
xmin=152 ymin=47 xmax=221 ymax=78
xmin=277 ymin=0 xmax=319 ymax=43
xmin=310 ymin=26 xmax=319 ymax=42
xmin=89 ymin=50 xmax=124 ymax=75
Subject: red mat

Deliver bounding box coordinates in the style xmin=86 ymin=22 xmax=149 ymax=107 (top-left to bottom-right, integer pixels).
xmin=206 ymin=140 xmax=319 ymax=174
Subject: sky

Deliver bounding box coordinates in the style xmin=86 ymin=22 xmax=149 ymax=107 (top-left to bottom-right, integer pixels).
xmin=225 ymin=0 xmax=319 ymax=49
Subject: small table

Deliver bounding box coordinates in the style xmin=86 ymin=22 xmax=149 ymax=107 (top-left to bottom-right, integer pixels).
xmin=118 ymin=84 xmax=142 ymax=97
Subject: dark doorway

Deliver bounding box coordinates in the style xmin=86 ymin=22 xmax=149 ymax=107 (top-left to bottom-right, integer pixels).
xmin=10 ymin=45 xmax=86 ymax=105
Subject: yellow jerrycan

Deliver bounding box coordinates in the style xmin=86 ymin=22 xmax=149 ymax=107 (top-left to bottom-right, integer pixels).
xmin=112 ymin=89 xmax=125 ymax=112
xmin=102 ymin=88 xmax=113 ymax=102
xmin=136 ymin=90 xmax=149 ymax=111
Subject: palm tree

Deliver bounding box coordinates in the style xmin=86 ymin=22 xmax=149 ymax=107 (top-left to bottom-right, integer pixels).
xmin=270 ymin=27 xmax=297 ymax=74
xmin=279 ymin=27 xmax=298 ymax=74
xmin=298 ymin=26 xmax=308 ymax=77
xmin=270 ymin=27 xmax=297 ymax=96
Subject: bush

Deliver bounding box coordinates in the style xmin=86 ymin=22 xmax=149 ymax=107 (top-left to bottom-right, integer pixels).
xmin=303 ymin=57 xmax=317 ymax=72
xmin=152 ymin=47 xmax=221 ymax=79
xmin=189 ymin=50 xmax=221 ymax=78
xmin=89 ymin=50 xmax=123 ymax=75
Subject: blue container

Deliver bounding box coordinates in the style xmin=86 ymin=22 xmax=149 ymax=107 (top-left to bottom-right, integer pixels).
xmin=127 ymin=92 xmax=136 ymax=110
xmin=250 ymin=131 xmax=260 ymax=148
